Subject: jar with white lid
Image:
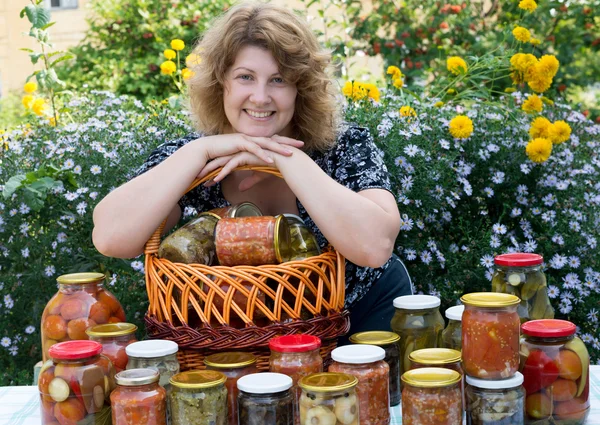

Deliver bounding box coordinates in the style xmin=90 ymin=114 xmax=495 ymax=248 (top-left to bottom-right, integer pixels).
xmin=441 ymin=305 xmax=464 ymax=350
xmin=466 ymin=372 xmax=525 ymax=425
xmin=237 ymin=372 xmax=294 ymax=425
xmin=328 ymin=344 xmax=390 ymax=425
xmin=126 ymin=340 xmax=180 ymax=388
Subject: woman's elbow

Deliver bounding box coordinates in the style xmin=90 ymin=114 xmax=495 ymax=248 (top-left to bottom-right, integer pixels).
xmin=92 ymin=226 xmax=142 ymax=259
xmin=353 ymin=238 xmax=395 ymax=269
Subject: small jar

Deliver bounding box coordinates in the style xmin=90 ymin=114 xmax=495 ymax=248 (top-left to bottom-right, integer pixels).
xmin=158 ymin=212 xmax=220 ymax=265
xmin=87 ymin=323 xmax=138 ymax=372
xmin=41 ymin=272 xmax=126 ymax=361
xmin=441 ymin=305 xmax=464 ymax=350
xmin=520 ymin=320 xmax=590 ymax=424
xmin=209 ymin=202 xmax=262 ymax=219
xmin=204 ymin=352 xmax=258 ymax=425
xmin=329 ymin=344 xmax=389 ymax=425
xmin=461 ymin=293 xmax=521 ymax=379
xmin=237 ymin=372 xmax=294 ymax=425
xmin=283 ymin=214 xmax=321 ymax=260
xmin=349 ymin=330 xmax=401 ymax=406
xmin=169 ymin=370 xmax=228 ymax=425
xmin=298 ymin=372 xmax=359 ymax=425
xmin=111 ymin=368 xmax=167 ymax=425
xmin=215 ymin=216 xmax=292 ymax=266
xmin=390 ymin=294 xmax=445 ymax=379
xmin=38 ymin=340 xmax=116 ymax=425
xmin=466 ymin=372 xmax=525 ymax=425
xmin=401 ymin=367 xmax=462 ymax=425
xmin=492 ymin=253 xmax=554 ymax=322
xmin=126 ymin=340 xmax=180 ymax=388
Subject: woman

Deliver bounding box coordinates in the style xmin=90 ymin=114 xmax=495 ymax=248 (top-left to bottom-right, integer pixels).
xmin=92 ymin=2 xmax=412 ymax=340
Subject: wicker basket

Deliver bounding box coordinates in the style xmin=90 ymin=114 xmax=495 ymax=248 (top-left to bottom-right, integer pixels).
xmin=143 ymin=166 xmax=349 ymax=371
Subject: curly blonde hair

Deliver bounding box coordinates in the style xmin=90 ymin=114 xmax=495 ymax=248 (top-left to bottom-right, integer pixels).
xmin=186 ymin=1 xmax=339 ymax=151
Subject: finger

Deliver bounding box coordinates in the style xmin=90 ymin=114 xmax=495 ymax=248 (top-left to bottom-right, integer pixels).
xmin=198 ymin=156 xmax=232 ymax=179
xmin=239 ymin=140 xmax=275 ymax=163
xmin=271 ymin=134 xmax=305 ymax=147
xmin=242 ymin=135 xmax=298 ymax=156
xmin=238 ymin=172 xmax=270 ymax=192
xmin=213 ymin=156 xmax=244 ymax=183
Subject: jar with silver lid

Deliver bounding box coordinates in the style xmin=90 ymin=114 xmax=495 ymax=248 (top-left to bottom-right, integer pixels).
xmin=111 ymin=368 xmax=167 ymax=425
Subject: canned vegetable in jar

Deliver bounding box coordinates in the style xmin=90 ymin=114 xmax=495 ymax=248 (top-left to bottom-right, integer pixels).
xmin=237 ymin=372 xmax=294 ymax=425
xmin=86 ymin=322 xmax=138 ymax=372
xmin=111 ymin=368 xmax=167 ymax=425
xmin=441 ymin=305 xmax=464 ymax=350
xmin=466 ymin=372 xmax=525 ymax=425
xmin=169 ymin=370 xmax=228 ymax=425
xmin=158 ymin=212 xmax=220 ymax=265
xmin=209 ymin=202 xmax=262 ymax=219
xmin=298 ymin=372 xmax=359 ymax=425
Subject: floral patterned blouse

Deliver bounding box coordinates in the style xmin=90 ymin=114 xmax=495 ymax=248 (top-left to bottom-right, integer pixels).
xmin=134 ymin=124 xmax=393 ymax=308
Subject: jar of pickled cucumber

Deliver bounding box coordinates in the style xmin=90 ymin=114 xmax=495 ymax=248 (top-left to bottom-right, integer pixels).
xmin=441 ymin=305 xmax=464 ymax=350
xmin=298 ymin=373 xmax=359 ymax=425
xmin=466 ymin=372 xmax=525 ymax=425
xmin=390 ymin=295 xmax=445 ymax=381
xmin=169 ymin=370 xmax=228 ymax=425
xmin=349 ymin=331 xmax=401 ymax=406
xmin=283 ymin=214 xmax=321 ymax=260
xmin=491 ymin=253 xmax=554 ymax=322
xmin=237 ymin=372 xmax=294 ymax=425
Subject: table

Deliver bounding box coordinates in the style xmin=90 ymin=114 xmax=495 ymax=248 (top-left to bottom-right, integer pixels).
xmin=1 ymin=366 xmax=599 ymax=424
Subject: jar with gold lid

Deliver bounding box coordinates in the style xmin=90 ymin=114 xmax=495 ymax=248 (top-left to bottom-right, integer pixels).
xmin=169 ymin=370 xmax=228 ymax=425
xmin=111 ymin=368 xmax=167 ymax=425
xmin=204 ymin=352 xmax=258 ymax=425
xmin=283 ymin=214 xmax=321 ymax=260
xmin=401 ymin=367 xmax=462 ymax=425
xmin=158 ymin=212 xmax=220 ymax=265
xmin=87 ymin=323 xmax=138 ymax=373
xmin=298 ymin=372 xmax=359 ymax=425
xmin=349 ymin=330 xmax=401 ymax=406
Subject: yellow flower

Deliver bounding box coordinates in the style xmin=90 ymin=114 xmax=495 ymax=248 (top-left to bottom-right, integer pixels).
xmin=170 ymin=39 xmax=185 ymax=51
xmin=48 ymin=116 xmax=57 ymax=127
xmin=32 ymin=98 xmax=47 ymax=116
xmin=399 ymin=106 xmax=417 ymax=117
xmin=448 ymin=115 xmax=474 ymax=139
xmin=447 ymin=56 xmax=468 ymax=75
xmin=527 ymin=72 xmax=553 ymax=93
xmin=434 ymin=101 xmax=444 ymax=108
xmin=548 ymin=120 xmax=571 ymax=144
xmin=393 ymin=78 xmax=404 ymax=89
xmin=510 ymin=53 xmax=538 ymax=73
xmin=160 ymin=60 xmax=177 ymax=75
xmin=447 ymin=88 xmax=456 ymax=94
xmin=364 ymin=83 xmax=380 ymax=102
xmin=540 ymin=96 xmax=554 ymax=106
xmin=186 ymin=53 xmax=202 ymax=67
xmin=513 ymin=26 xmax=531 ymax=43
xmin=526 ymin=137 xmax=552 ymax=163
xmin=529 ymin=117 xmax=552 ymax=138
xmin=24 ymin=82 xmax=37 ymax=93
xmin=530 ymin=38 xmax=541 ymax=46
xmin=522 ymin=94 xmax=543 ymax=113
xmin=504 ymin=87 xmax=516 ymax=93
xmin=537 ymin=55 xmax=560 ymax=78
xmin=387 ymin=65 xmax=402 ymax=79
xmin=519 ymin=0 xmax=537 ymax=12
xmin=181 ymin=68 xmax=195 ymax=80
xmin=164 ymin=49 xmax=176 ymax=60
xmin=22 ymin=95 xmax=34 ymax=109
xmin=342 ymin=81 xmax=368 ymax=101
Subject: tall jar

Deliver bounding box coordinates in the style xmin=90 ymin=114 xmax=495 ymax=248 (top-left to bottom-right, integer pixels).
xmin=237 ymin=372 xmax=294 ymax=425
xmin=401 ymin=367 xmax=462 ymax=425
xmin=461 ymin=293 xmax=521 ymax=379
xmin=283 ymin=214 xmax=321 ymax=260
xmin=87 ymin=322 xmax=138 ymax=372
xmin=349 ymin=330 xmax=401 ymax=406
xmin=204 ymin=352 xmax=258 ymax=425
xmin=41 ymin=272 xmax=126 ymax=361
xmin=466 ymin=372 xmax=525 ymax=425
xmin=390 ymin=294 xmax=445 ymax=379
xmin=111 ymin=368 xmax=167 ymax=425
xmin=38 ymin=340 xmax=116 ymax=425
xmin=126 ymin=340 xmax=180 ymax=388
xmin=520 ymin=320 xmax=590 ymax=424
xmin=491 ymin=253 xmax=554 ymax=322
xmin=329 ymin=344 xmax=390 ymax=425
xmin=441 ymin=305 xmax=464 ymax=350
xmin=298 ymin=372 xmax=359 ymax=425
xmin=169 ymin=370 xmax=228 ymax=425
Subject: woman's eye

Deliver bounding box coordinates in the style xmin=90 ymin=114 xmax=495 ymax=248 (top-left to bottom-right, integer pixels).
xmin=272 ymin=77 xmax=284 ymax=84
xmin=238 ymin=74 xmax=252 ymax=80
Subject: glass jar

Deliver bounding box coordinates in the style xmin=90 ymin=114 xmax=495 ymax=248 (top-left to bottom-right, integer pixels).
xmin=209 ymin=202 xmax=262 ymax=219
xmin=41 ymin=272 xmax=126 ymax=361
xmin=441 ymin=305 xmax=464 ymax=350
xmin=283 ymin=214 xmax=321 ymax=260
xmin=349 ymin=330 xmax=401 ymax=406
xmin=126 ymin=340 xmax=180 ymax=388
xmin=461 ymin=293 xmax=521 ymax=379
xmin=491 ymin=253 xmax=554 ymax=322
xmin=169 ymin=370 xmax=228 ymax=425
xmin=329 ymin=344 xmax=390 ymax=425
xmin=111 ymin=368 xmax=167 ymax=425
xmin=158 ymin=212 xmax=220 ymax=265
xmin=401 ymin=367 xmax=463 ymax=425
xmin=87 ymin=323 xmax=138 ymax=373
xmin=204 ymin=352 xmax=258 ymax=425
xmin=466 ymin=372 xmax=525 ymax=425
xmin=237 ymin=372 xmax=294 ymax=425
xmin=298 ymin=372 xmax=359 ymax=425
xmin=38 ymin=340 xmax=116 ymax=425
xmin=520 ymin=320 xmax=590 ymax=424
xmin=390 ymin=294 xmax=445 ymax=379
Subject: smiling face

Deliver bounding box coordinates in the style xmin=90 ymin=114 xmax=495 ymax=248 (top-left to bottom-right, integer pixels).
xmin=223 ymin=45 xmax=298 ymax=138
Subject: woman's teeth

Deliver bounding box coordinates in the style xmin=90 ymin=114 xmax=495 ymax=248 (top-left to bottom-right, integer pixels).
xmin=246 ymin=110 xmax=274 ymax=118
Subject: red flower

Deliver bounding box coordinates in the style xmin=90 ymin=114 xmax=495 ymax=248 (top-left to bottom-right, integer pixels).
xmin=440 ymin=22 xmax=449 ymax=30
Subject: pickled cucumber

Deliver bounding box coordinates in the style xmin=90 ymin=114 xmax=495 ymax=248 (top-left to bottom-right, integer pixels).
xmin=529 ymin=287 xmax=552 ymax=320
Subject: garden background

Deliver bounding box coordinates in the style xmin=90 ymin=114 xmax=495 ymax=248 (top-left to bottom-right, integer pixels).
xmin=0 ymin=0 xmax=599 ymax=386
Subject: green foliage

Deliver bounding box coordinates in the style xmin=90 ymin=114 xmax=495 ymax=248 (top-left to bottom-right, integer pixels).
xmin=0 ymin=93 xmax=28 ymax=130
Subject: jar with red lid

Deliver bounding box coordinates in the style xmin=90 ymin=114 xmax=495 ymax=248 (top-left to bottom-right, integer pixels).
xmin=86 ymin=323 xmax=138 ymax=373
xmin=111 ymin=368 xmax=167 ymax=425
xmin=491 ymin=253 xmax=554 ymax=322
xmin=204 ymin=352 xmax=258 ymax=425
xmin=461 ymin=292 xmax=521 ymax=379
xmin=520 ymin=319 xmax=590 ymax=424
xmin=41 ymin=272 xmax=126 ymax=361
xmin=38 ymin=340 xmax=116 ymax=425
xmin=215 ymin=216 xmax=292 ymax=266
xmin=329 ymin=344 xmax=390 ymax=425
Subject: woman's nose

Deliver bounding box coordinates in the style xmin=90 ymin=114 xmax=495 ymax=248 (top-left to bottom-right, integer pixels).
xmin=249 ymin=84 xmax=271 ymax=105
